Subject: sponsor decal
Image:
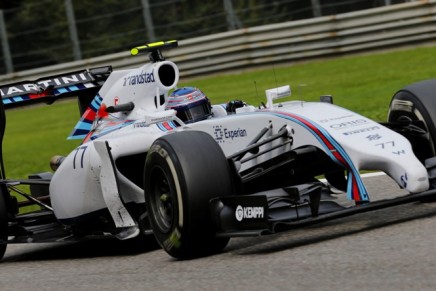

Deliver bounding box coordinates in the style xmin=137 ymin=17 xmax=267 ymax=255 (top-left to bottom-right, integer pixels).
xmin=343 ymin=126 xmax=380 ymax=136
xmin=134 ymin=121 xmax=148 ymax=128
xmin=213 ymin=125 xmax=247 ymax=143
xmin=366 ymin=134 xmax=382 ymax=141
xmin=0 ymin=73 xmax=92 ymax=97
xmin=330 ymin=119 xmax=368 ymax=129
xmin=150 ymin=116 xmax=172 ymax=123
xmin=235 ymin=205 xmax=264 ymax=222
xmin=400 ymin=173 xmax=408 ymax=188
xmin=144 ymin=114 xmax=177 ymax=127
xmin=318 ymin=114 xmax=354 ymax=123
xmin=123 ymin=71 xmax=155 ymax=86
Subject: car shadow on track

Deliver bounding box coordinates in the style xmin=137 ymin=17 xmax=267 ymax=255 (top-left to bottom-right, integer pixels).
xmin=2 ymin=235 xmax=160 ymax=262
xmin=4 ymin=203 xmax=436 ymax=262
xmin=225 ymin=202 xmax=436 ymax=255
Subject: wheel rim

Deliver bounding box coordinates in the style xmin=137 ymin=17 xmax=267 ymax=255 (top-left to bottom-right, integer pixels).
xmin=150 ymin=167 xmax=175 ymax=233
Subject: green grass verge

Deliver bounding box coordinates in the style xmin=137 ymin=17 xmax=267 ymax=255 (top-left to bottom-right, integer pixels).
xmin=188 ymin=46 xmax=436 ymax=121
xmin=3 ymin=45 xmax=436 ymax=180
xmin=4 ymin=101 xmax=81 ymax=178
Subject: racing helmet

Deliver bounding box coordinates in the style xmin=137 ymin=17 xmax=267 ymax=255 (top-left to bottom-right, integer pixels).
xmin=166 ymin=87 xmax=212 ymax=123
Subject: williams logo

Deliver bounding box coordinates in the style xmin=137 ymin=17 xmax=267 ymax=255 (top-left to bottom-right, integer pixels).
xmin=235 ymin=205 xmax=264 ymax=222
xmin=213 ymin=125 xmax=247 ymax=143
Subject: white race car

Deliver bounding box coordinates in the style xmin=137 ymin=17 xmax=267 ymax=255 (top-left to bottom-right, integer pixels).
xmin=1 ymin=41 xmax=436 ymax=259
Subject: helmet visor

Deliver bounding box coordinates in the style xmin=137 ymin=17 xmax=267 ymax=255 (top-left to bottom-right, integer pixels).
xmin=176 ymin=101 xmax=211 ymax=123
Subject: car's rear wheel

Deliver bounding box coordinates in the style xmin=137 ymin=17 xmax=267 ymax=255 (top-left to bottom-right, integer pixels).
xmin=0 ymin=186 xmax=8 ymax=260
xmin=144 ymin=131 xmax=233 ymax=259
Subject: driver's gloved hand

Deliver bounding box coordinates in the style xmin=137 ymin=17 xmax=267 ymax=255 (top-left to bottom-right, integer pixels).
xmin=226 ymin=100 xmax=247 ymax=114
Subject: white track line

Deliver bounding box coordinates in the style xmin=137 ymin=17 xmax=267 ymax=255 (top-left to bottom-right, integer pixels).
xmin=320 ymin=171 xmax=385 ymax=183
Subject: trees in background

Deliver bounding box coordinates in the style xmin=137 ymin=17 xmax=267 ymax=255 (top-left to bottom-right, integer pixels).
xmin=0 ymin=0 xmax=409 ymax=74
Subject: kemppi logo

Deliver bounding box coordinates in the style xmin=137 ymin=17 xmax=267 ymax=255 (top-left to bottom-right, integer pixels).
xmin=235 ymin=205 xmax=264 ymax=222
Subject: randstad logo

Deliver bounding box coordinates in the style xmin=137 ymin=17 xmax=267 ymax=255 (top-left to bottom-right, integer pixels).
xmin=123 ymin=71 xmax=155 ymax=86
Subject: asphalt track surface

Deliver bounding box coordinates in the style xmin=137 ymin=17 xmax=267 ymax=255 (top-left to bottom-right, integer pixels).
xmin=1 ymin=174 xmax=436 ymax=290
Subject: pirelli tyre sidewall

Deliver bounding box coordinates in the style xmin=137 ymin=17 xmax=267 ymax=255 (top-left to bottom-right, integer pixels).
xmin=0 ymin=185 xmax=8 ymax=260
xmin=144 ymin=131 xmax=232 ymax=259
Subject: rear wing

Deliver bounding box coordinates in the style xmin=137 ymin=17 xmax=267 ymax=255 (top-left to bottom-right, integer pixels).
xmin=0 ymin=66 xmax=112 ymax=114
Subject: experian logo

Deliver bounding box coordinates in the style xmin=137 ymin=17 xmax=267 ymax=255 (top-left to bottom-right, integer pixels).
xmin=235 ymin=205 xmax=264 ymax=221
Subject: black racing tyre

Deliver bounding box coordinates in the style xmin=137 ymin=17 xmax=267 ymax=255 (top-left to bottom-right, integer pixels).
xmin=0 ymin=186 xmax=8 ymax=260
xmin=144 ymin=131 xmax=233 ymax=259
xmin=388 ymin=79 xmax=436 ymax=163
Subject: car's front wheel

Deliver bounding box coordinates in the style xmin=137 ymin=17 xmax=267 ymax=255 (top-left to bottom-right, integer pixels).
xmin=388 ymin=79 xmax=436 ymax=163
xmin=144 ymin=131 xmax=233 ymax=259
xmin=388 ymin=79 xmax=436 ymax=192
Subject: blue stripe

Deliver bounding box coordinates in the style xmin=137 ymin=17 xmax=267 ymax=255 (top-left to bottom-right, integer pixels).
xmin=270 ymin=111 xmax=369 ymax=201
xmin=68 ymin=85 xmax=80 ymax=91
xmin=156 ymin=123 xmax=166 ymax=131
xmin=304 ymin=117 xmax=367 ymax=195
xmin=90 ymin=95 xmax=102 ymax=109
xmin=82 ymin=119 xmax=93 ymax=124
xmin=56 ymin=87 xmax=68 ymax=93
xmin=67 ymin=134 xmax=87 ymax=140
xmin=76 ymin=123 xmax=92 ymax=130
xmin=90 ymin=101 xmax=101 ymax=110
xmin=89 ymin=121 xmax=135 ymax=140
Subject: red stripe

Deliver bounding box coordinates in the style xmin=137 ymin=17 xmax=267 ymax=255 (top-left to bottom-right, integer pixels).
xmin=351 ymin=176 xmax=360 ymax=201
xmin=284 ymin=112 xmax=348 ymax=166
xmin=279 ymin=111 xmax=363 ymax=201
xmin=83 ymin=107 xmax=97 ymax=123
xmin=162 ymin=122 xmax=173 ymax=130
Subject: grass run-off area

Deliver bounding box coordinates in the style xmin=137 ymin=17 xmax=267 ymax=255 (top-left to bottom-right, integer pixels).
xmin=3 ymin=45 xmax=436 ymax=179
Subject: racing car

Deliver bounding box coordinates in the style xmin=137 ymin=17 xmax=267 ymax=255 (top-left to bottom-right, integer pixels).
xmin=1 ymin=40 xmax=436 ymax=260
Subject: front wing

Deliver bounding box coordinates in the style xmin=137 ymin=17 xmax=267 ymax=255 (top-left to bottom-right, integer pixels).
xmin=210 ymin=182 xmax=436 ymax=237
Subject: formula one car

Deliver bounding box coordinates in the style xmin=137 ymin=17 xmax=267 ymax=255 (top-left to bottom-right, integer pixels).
xmin=1 ymin=40 xmax=436 ymax=260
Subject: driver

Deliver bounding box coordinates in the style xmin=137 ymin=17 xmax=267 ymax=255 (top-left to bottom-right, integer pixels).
xmin=166 ymin=87 xmax=213 ymax=123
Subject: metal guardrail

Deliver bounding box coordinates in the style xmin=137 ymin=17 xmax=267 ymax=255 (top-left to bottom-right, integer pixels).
xmin=1 ymin=0 xmax=435 ymax=83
